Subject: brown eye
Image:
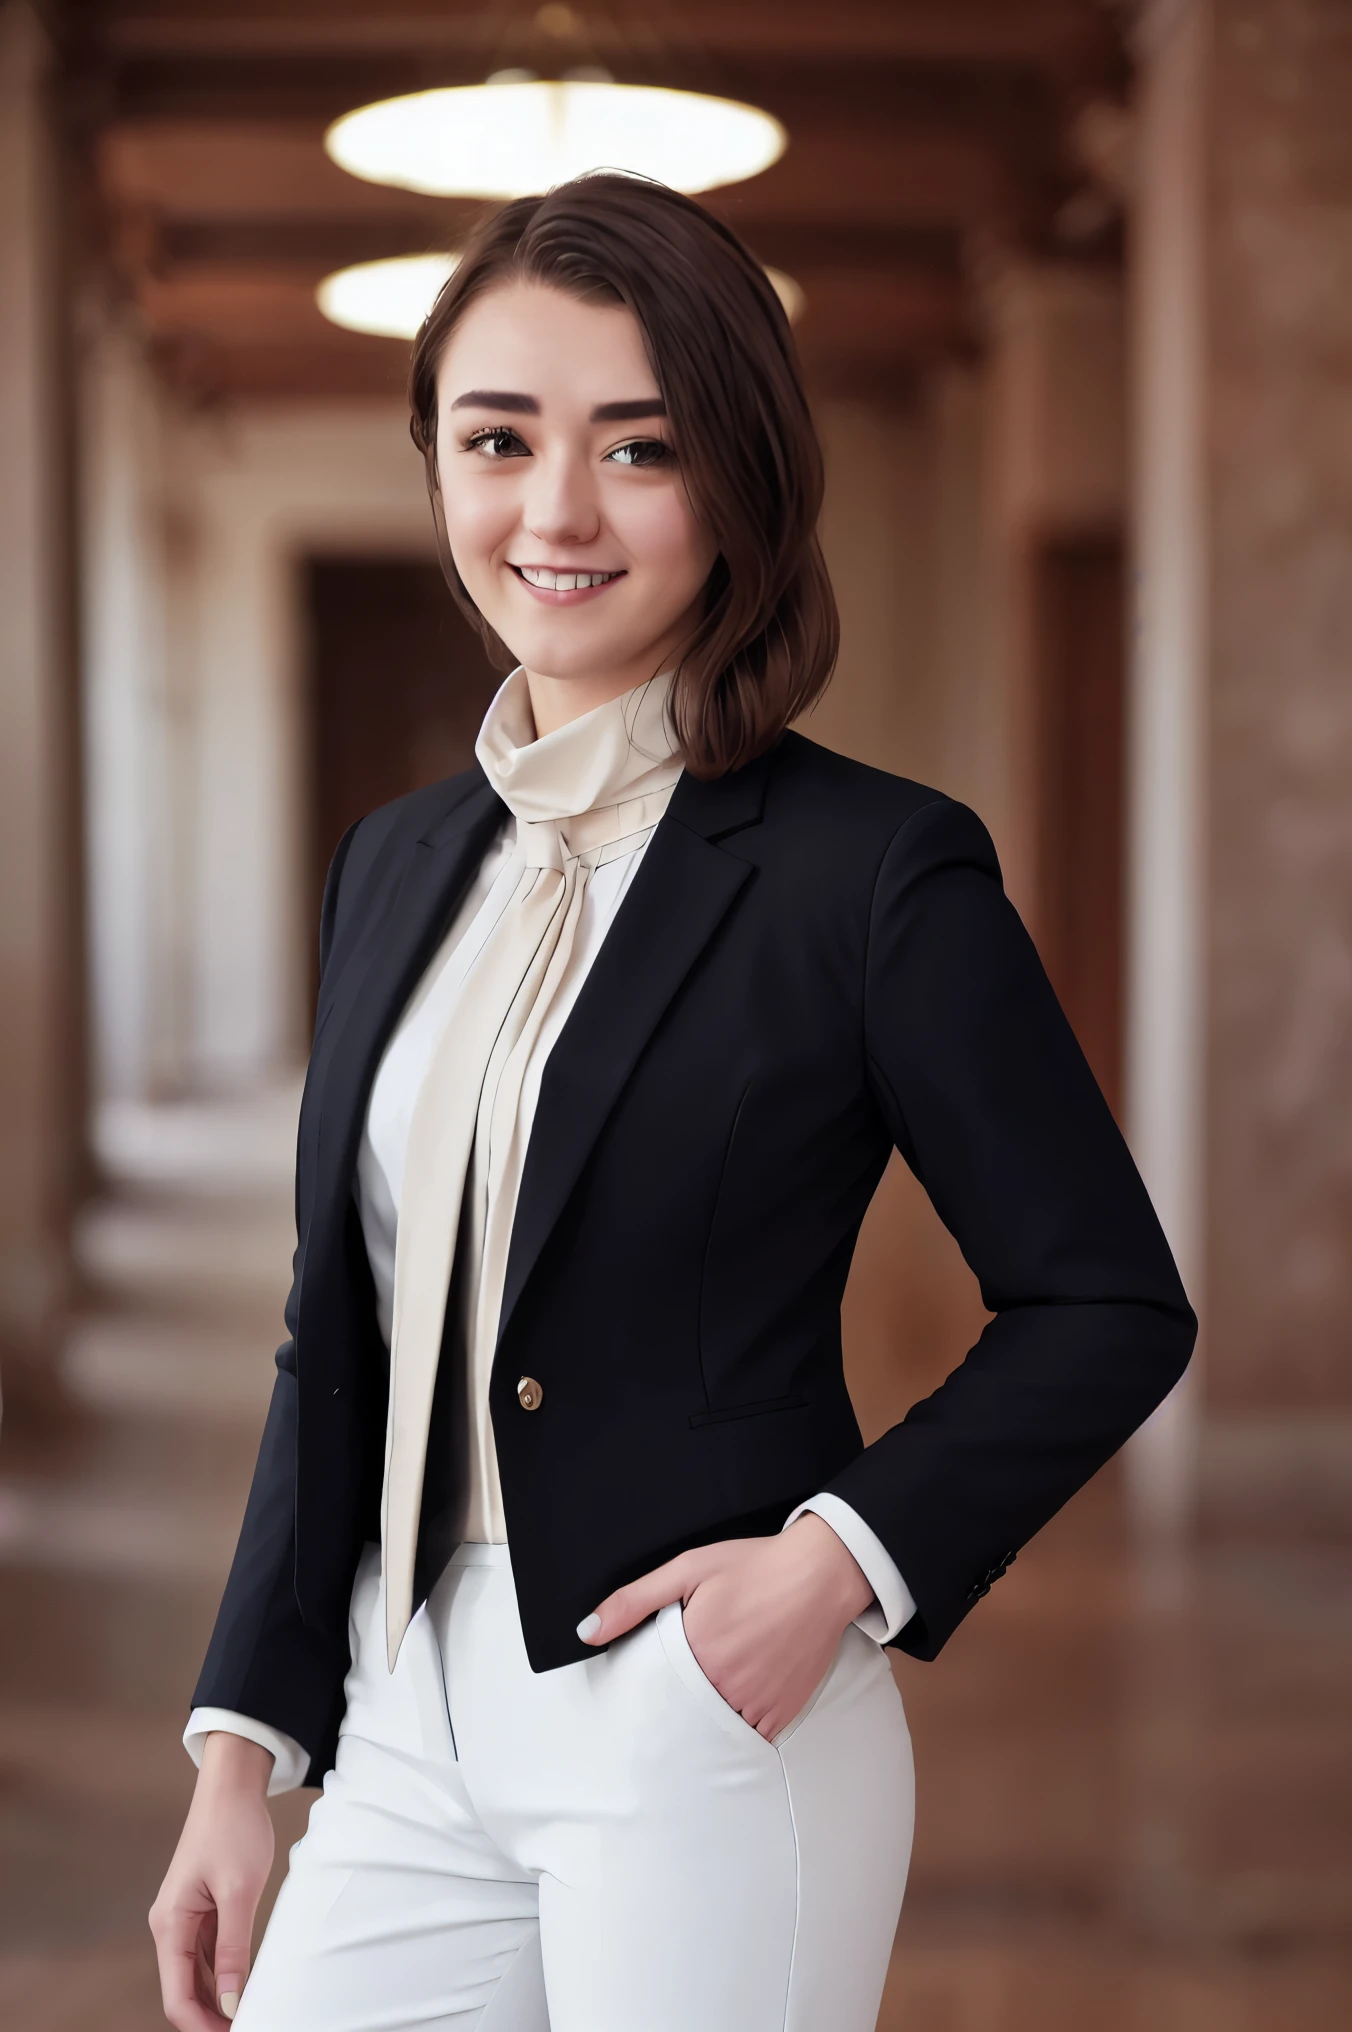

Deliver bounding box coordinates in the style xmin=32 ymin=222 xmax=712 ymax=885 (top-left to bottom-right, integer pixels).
xmin=466 ymin=427 xmax=528 ymax=459
xmin=606 ymin=438 xmax=671 ymax=469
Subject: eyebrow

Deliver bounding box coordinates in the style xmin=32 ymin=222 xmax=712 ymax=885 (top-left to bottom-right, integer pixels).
xmin=589 ymin=398 xmax=667 ymax=422
xmin=450 ymin=390 xmax=539 ymax=413
xmin=448 ymin=391 xmax=667 ymax=423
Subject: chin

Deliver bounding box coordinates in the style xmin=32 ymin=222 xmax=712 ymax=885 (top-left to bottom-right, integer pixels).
xmin=508 ymin=622 xmax=648 ymax=685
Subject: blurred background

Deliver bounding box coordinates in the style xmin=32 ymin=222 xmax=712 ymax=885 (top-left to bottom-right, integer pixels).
xmin=0 ymin=1 xmax=1349 ymax=2026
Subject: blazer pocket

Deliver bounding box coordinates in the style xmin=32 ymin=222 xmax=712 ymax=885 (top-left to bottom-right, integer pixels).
xmin=688 ymin=1392 xmax=809 ymax=1429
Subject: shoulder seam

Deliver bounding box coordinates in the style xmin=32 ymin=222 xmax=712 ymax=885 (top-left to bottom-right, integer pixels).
xmin=863 ymin=794 xmax=954 ymax=960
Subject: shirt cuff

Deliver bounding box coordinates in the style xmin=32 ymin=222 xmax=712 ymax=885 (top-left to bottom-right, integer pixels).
xmin=183 ymin=1707 xmax=311 ymax=1796
xmin=783 ymin=1491 xmax=918 ymax=1644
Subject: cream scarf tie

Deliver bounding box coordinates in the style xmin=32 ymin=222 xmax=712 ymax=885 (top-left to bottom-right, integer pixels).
xmin=383 ymin=668 xmax=683 ymax=1665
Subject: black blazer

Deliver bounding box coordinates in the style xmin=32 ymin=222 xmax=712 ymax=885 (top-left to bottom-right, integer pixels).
xmin=193 ymin=732 xmax=1195 ymax=1783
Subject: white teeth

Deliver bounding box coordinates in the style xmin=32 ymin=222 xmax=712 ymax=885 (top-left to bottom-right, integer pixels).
xmin=518 ymin=566 xmax=619 ymax=591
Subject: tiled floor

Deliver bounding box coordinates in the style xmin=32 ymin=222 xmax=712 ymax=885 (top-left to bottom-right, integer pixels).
xmin=1 ymin=1089 xmax=1348 ymax=2030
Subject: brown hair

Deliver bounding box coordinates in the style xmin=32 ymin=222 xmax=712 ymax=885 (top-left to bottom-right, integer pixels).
xmin=409 ymin=173 xmax=837 ymax=779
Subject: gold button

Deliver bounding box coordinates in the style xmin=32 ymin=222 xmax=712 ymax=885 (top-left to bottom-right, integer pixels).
xmin=517 ymin=1375 xmax=544 ymax=1411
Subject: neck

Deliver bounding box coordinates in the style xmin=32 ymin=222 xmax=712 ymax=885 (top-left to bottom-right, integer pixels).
xmin=523 ymin=666 xmax=641 ymax=741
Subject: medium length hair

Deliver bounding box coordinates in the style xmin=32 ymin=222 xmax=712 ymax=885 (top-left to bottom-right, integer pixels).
xmin=408 ymin=173 xmax=838 ymax=779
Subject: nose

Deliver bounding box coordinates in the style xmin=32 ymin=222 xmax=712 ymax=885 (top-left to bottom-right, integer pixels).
xmin=522 ymin=446 xmax=601 ymax=549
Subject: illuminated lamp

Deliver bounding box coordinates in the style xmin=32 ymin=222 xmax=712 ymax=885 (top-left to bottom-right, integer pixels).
xmin=324 ymin=75 xmax=785 ymax=200
xmin=317 ymin=254 xmax=803 ymax=341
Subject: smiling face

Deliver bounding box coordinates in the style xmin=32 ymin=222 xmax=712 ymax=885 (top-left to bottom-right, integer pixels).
xmin=433 ymin=280 xmax=719 ymax=735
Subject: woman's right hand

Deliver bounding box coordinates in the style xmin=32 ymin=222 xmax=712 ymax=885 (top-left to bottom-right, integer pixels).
xmin=150 ymin=1732 xmax=276 ymax=2029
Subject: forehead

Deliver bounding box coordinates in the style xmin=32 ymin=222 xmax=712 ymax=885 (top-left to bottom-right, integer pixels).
xmin=435 ymin=280 xmax=659 ymax=410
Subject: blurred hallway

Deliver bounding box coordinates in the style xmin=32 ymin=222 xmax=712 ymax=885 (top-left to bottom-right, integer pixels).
xmin=0 ymin=1090 xmax=312 ymax=2028
xmin=2 ymin=1 xmax=1351 ymax=2026
xmin=0 ymin=1091 xmax=1348 ymax=2030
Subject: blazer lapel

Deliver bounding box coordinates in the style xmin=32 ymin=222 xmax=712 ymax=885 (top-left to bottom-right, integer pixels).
xmin=302 ymin=775 xmax=506 ymax=1269
xmin=496 ymin=751 xmax=773 ymax=1350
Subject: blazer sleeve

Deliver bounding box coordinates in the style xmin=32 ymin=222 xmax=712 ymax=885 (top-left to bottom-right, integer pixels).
xmin=820 ymin=795 xmax=1197 ymax=1660
xmin=189 ymin=819 xmax=363 ymax=1780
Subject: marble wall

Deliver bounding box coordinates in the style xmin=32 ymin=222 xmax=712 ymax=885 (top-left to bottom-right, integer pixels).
xmin=1207 ymin=0 xmax=1352 ymax=1410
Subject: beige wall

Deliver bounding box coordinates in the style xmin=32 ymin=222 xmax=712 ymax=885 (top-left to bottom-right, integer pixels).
xmin=809 ymin=396 xmax=931 ymax=780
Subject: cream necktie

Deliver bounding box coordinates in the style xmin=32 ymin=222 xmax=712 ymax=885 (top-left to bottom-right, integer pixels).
xmin=382 ymin=670 xmax=682 ymax=1665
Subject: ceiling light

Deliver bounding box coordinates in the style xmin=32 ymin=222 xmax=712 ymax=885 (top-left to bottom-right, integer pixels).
xmin=317 ymin=253 xmax=803 ymax=343
xmin=324 ymin=78 xmax=785 ymax=199
xmin=316 ymin=254 xmax=461 ymax=340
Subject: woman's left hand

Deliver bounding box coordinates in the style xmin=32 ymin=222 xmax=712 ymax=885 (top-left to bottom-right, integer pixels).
xmin=576 ymin=1513 xmax=876 ymax=1739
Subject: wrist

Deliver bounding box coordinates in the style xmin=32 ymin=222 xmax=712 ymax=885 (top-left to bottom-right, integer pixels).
xmin=198 ymin=1730 xmax=274 ymax=1798
xmin=788 ymin=1512 xmax=875 ymax=1623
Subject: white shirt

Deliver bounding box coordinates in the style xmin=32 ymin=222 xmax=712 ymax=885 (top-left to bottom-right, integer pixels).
xmin=187 ymin=674 xmax=914 ymax=1793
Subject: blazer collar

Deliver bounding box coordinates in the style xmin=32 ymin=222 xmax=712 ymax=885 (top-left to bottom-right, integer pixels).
xmin=419 ymin=765 xmax=505 ymax=851
xmin=665 ymin=742 xmax=774 ymax=842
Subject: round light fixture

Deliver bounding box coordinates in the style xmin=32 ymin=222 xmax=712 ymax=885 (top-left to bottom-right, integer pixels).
xmin=324 ymin=78 xmax=786 ymax=199
xmin=316 ymin=253 xmax=461 ymax=340
xmin=317 ymin=253 xmax=803 ymax=342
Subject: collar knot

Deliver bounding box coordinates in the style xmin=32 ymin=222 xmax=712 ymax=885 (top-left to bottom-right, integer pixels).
xmin=518 ymin=817 xmax=568 ymax=872
xmin=476 ymin=668 xmax=683 ymax=848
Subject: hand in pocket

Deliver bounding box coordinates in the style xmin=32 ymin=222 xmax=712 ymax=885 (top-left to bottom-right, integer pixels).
xmin=578 ymin=1514 xmax=874 ymax=1740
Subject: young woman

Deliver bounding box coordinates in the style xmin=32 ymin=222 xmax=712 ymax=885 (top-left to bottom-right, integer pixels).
xmin=151 ymin=174 xmax=1194 ymax=2032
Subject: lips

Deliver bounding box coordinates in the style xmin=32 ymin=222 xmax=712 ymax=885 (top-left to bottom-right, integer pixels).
xmin=512 ymin=565 xmax=624 ymax=592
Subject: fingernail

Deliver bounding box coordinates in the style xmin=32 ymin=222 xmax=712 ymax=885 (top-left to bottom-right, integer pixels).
xmin=576 ymin=1613 xmax=601 ymax=1642
xmin=220 ymin=1992 xmax=240 ymax=2021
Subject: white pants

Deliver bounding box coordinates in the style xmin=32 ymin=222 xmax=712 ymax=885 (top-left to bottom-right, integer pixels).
xmin=237 ymin=1543 xmax=914 ymax=2032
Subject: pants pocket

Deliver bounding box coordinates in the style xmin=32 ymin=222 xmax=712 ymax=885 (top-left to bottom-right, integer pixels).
xmin=653 ymin=1600 xmax=841 ymax=1753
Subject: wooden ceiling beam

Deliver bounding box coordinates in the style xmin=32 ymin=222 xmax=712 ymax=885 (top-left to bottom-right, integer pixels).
xmin=98 ymin=123 xmax=468 ymax=221
xmin=149 ymin=331 xmax=939 ymax=408
xmin=149 ymin=333 xmax=413 ymax=403
xmin=150 ymin=214 xmax=965 ymax=279
xmin=132 ymin=260 xmax=969 ymax=346
xmin=98 ymin=117 xmax=1035 ymax=235
xmin=130 ymin=256 xmax=970 ymax=399
xmin=92 ymin=51 xmax=1101 ymax=142
xmin=84 ymin=0 xmax=1123 ymax=77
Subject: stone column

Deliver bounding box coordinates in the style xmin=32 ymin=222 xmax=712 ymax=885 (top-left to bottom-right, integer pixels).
xmin=1122 ymin=0 xmax=1211 ymax=1536
xmin=81 ymin=319 xmax=178 ymax=1103
xmin=1206 ymin=0 xmax=1352 ymax=1432
xmin=0 ymin=0 xmax=83 ymax=1414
